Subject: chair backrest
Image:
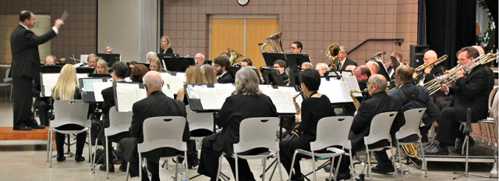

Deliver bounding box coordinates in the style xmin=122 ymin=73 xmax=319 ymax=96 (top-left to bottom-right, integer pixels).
xmin=105 ymin=106 xmax=133 ymax=136
xmin=311 ymin=116 xmax=354 ymax=151
xmin=396 ymin=108 xmax=426 ymax=140
xmin=3 ymin=68 xmax=12 ymax=83
xmin=488 ymin=86 xmax=498 ymax=109
xmin=364 ymin=111 xmax=398 ymax=145
xmin=138 ymin=116 xmax=187 ymax=153
xmin=186 ymin=105 xmax=213 ymax=132
xmin=233 ymin=117 xmax=280 ymax=153
xmin=51 ymin=100 xmax=90 ymax=128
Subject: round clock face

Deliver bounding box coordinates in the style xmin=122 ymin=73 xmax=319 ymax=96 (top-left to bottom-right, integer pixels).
xmin=238 ymin=0 xmax=249 ymax=6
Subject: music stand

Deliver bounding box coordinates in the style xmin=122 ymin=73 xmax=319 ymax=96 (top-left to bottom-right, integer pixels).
xmin=260 ymin=67 xmax=285 ymax=86
xmin=227 ymin=67 xmax=241 ymax=83
xmin=79 ymin=78 xmax=109 ymax=103
xmin=262 ymin=53 xmax=287 ymax=66
xmin=89 ymin=74 xmax=112 ymax=78
xmin=97 ymin=53 xmax=120 ymax=67
xmin=41 ymin=65 xmax=62 ymax=73
xmin=288 ymin=70 xmax=301 ymax=86
xmin=285 ymin=54 xmax=310 ymax=71
xmin=163 ymin=57 xmax=195 ymax=72
xmin=77 ymin=67 xmax=95 ymax=74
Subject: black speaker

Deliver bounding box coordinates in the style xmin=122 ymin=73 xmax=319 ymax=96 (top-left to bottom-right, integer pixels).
xmin=410 ymin=45 xmax=430 ymax=68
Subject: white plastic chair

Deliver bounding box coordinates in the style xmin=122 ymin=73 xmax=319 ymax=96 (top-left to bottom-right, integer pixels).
xmin=47 ymin=100 xmax=91 ymax=168
xmin=479 ymin=86 xmax=499 ymax=145
xmin=289 ymin=116 xmax=353 ymax=181
xmin=363 ymin=111 xmax=399 ymax=181
xmin=91 ymin=106 xmax=132 ymax=179
xmin=395 ymin=108 xmax=427 ymax=178
xmin=125 ymin=116 xmax=189 ymax=181
xmin=0 ymin=68 xmax=12 ymax=102
xmin=215 ymin=117 xmax=282 ymax=181
xmin=186 ymin=105 xmax=213 ymax=140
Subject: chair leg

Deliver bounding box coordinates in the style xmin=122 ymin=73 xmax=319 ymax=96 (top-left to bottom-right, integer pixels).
xmin=126 ymin=162 xmax=130 ymax=181
xmin=419 ymin=138 xmax=427 ymax=178
xmin=349 ymin=150 xmax=355 ymax=181
xmin=311 ymin=151 xmax=316 ymax=181
xmin=397 ymin=141 xmax=403 ymax=178
xmin=479 ymin=122 xmax=485 ymax=143
xmin=334 ymin=155 xmax=343 ymax=181
xmin=185 ymin=152 xmax=189 ymax=181
xmin=9 ymin=85 xmax=12 ymax=102
xmin=216 ymin=155 xmax=223 ymax=181
xmin=389 ymin=143 xmax=398 ymax=181
xmin=485 ymin=123 xmax=492 ymax=145
xmin=277 ymin=153 xmax=284 ymax=181
xmin=262 ymin=156 xmax=267 ymax=181
xmin=235 ymin=153 xmax=239 ymax=181
xmin=46 ymin=128 xmax=50 ymax=162
xmin=175 ymin=156 xmax=179 ymax=181
xmin=139 ymin=152 xmax=143 ymax=180
xmin=88 ymin=129 xmax=93 ymax=168
xmin=288 ymin=151 xmax=299 ymax=181
xmin=105 ymin=136 xmax=109 ymax=179
xmin=49 ymin=129 xmax=53 ymax=168
xmin=366 ymin=150 xmax=372 ymax=181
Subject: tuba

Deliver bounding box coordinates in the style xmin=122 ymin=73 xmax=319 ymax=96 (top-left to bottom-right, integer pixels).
xmin=326 ymin=43 xmax=341 ymax=71
xmin=260 ymin=32 xmax=284 ymax=53
xmin=228 ymin=48 xmax=244 ymax=67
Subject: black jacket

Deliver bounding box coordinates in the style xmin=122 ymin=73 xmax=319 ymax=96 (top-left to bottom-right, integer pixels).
xmin=389 ymin=83 xmax=440 ymax=126
xmin=217 ymin=72 xmax=234 ymax=83
xmin=448 ymin=64 xmax=494 ymax=122
xmin=10 ymin=24 xmax=57 ymax=79
xmin=339 ymin=58 xmax=358 ymax=71
xmin=160 ymin=48 xmax=173 ymax=54
xmin=349 ymin=92 xmax=406 ymax=151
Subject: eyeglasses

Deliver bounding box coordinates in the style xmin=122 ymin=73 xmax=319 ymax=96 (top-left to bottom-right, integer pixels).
xmin=213 ymin=64 xmax=221 ymax=68
xmin=291 ymin=47 xmax=296 ymax=50
xmin=272 ymin=66 xmax=280 ymax=68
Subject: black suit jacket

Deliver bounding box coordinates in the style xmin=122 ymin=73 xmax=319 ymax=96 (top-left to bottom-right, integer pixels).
xmin=10 ymin=24 xmax=57 ymax=79
xmin=389 ymin=83 xmax=440 ymax=126
xmin=212 ymin=93 xmax=278 ymax=154
xmin=448 ymin=64 xmax=494 ymax=122
xmin=217 ymin=72 xmax=234 ymax=83
xmin=160 ymin=48 xmax=173 ymax=54
xmin=101 ymin=80 xmax=125 ymax=128
xmin=340 ymin=58 xmax=358 ymax=71
xmin=348 ymin=92 xmax=406 ymax=151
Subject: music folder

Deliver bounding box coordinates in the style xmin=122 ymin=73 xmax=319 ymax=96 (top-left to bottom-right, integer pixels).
xmin=318 ymin=75 xmax=362 ymax=104
xmin=79 ymin=77 xmax=111 ymax=103
xmin=259 ymin=85 xmax=302 ymax=114
xmin=185 ymin=83 xmax=235 ymax=112
xmin=113 ymin=82 xmax=146 ymax=112
xmin=40 ymin=73 xmax=88 ymax=97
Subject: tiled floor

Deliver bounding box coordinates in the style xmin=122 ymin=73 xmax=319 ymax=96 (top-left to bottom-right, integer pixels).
xmin=0 ymin=99 xmax=497 ymax=181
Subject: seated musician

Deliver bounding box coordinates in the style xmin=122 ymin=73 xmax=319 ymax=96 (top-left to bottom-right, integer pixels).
xmin=365 ymin=61 xmax=380 ymax=75
xmin=353 ymin=65 xmax=371 ymax=91
xmin=418 ymin=50 xmax=445 ymax=84
xmin=348 ymin=74 xmax=405 ymax=175
xmin=119 ymin=71 xmax=189 ymax=181
xmin=86 ymin=54 xmax=97 ymax=68
xmin=213 ymin=56 xmax=233 ymax=83
xmin=198 ymin=67 xmax=278 ymax=181
xmin=387 ymin=51 xmax=403 ymax=80
xmin=51 ymin=64 xmax=88 ymax=162
xmin=315 ymin=63 xmax=329 ymax=76
xmin=93 ymin=59 xmax=109 ymax=74
xmin=146 ymin=51 xmax=157 ymax=63
xmin=130 ymin=64 xmax=149 ymax=82
xmin=390 ymin=65 xmax=440 ymax=143
xmin=33 ymin=55 xmax=58 ymax=127
xmin=201 ymin=64 xmax=217 ymax=83
xmin=97 ymin=62 xmax=130 ymax=172
xmin=301 ymin=62 xmax=313 ymax=71
xmin=279 ymin=69 xmax=335 ymax=181
xmin=273 ymin=59 xmax=289 ymax=83
xmin=149 ymin=57 xmax=163 ymax=71
xmin=426 ymin=47 xmax=494 ymax=155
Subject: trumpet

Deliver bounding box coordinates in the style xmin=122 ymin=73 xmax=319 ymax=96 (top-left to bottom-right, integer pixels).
xmin=413 ymin=54 xmax=448 ymax=80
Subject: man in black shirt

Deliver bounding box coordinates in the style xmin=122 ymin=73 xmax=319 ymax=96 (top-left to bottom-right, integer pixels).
xmin=213 ymin=56 xmax=233 ymax=83
xmin=273 ymin=59 xmax=289 ymax=84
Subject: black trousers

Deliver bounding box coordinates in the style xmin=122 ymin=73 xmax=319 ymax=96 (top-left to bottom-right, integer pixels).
xmin=279 ymin=137 xmax=310 ymax=180
xmin=97 ymin=125 xmax=129 ymax=165
xmin=373 ymin=149 xmax=393 ymax=168
xmin=435 ymin=107 xmax=466 ymax=146
xmin=55 ymin=124 xmax=87 ymax=156
xmin=198 ymin=134 xmax=261 ymax=181
xmin=13 ymin=77 xmax=35 ymax=127
xmin=34 ymin=98 xmax=51 ymax=126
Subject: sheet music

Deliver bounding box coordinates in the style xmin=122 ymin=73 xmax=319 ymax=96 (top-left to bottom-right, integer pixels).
xmin=318 ymin=78 xmax=352 ymax=103
xmin=197 ymin=87 xmax=220 ymax=110
xmin=343 ymin=76 xmax=362 ymax=97
xmin=82 ymin=79 xmax=102 ymax=92
xmin=341 ymin=71 xmax=353 ymax=77
xmin=76 ymin=73 xmax=88 ymax=86
xmin=92 ymin=82 xmax=112 ymax=102
xmin=42 ymin=74 xmax=60 ymax=97
xmin=136 ymin=88 xmax=147 ymax=101
xmin=162 ymin=84 xmax=175 ymax=98
xmin=116 ymin=84 xmax=139 ymax=112
xmin=80 ymin=54 xmax=89 ymax=63
xmin=214 ymin=84 xmax=235 ymax=104
xmin=261 ymin=87 xmax=299 ymax=114
xmin=162 ymin=73 xmax=185 ymax=93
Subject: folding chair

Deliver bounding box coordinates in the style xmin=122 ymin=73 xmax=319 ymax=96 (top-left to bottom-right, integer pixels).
xmin=395 ymin=108 xmax=427 ymax=178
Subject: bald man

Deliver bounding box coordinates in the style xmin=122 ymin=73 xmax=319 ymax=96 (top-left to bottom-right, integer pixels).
xmin=418 ymin=50 xmax=446 ymax=84
xmin=365 ymin=61 xmax=380 ymax=75
xmin=44 ymin=55 xmax=56 ymax=66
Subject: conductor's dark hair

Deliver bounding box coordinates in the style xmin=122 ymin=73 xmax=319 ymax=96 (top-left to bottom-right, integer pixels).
xmin=112 ymin=62 xmax=128 ymax=79
xmin=213 ymin=56 xmax=230 ymax=70
xmin=242 ymin=59 xmax=253 ymax=66
xmin=292 ymin=41 xmax=303 ymax=50
xmin=300 ymin=69 xmax=321 ymax=91
xmin=19 ymin=11 xmax=32 ymax=22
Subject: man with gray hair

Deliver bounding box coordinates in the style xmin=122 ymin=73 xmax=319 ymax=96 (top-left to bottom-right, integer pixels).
xmin=146 ymin=51 xmax=157 ymax=63
xmin=195 ymin=53 xmax=212 ymax=67
xmin=301 ymin=62 xmax=313 ymax=71
xmin=315 ymin=63 xmax=329 ymax=76
xmin=347 ymin=74 xmax=405 ymax=175
xmin=104 ymin=46 xmax=113 ymax=54
xmin=119 ymin=71 xmax=189 ymax=181
xmin=336 ymin=46 xmax=357 ymax=71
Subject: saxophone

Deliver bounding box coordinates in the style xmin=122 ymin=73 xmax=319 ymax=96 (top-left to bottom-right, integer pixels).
xmin=349 ymin=89 xmax=367 ymax=110
xmin=290 ymin=92 xmax=303 ymax=138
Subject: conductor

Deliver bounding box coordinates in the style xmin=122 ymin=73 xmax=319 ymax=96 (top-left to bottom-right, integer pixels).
xmin=10 ymin=10 xmax=64 ymax=130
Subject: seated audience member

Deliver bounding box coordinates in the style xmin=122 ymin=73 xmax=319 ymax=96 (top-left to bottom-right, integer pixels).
xmin=149 ymin=57 xmax=163 ymax=71
xmin=93 ymin=59 xmax=109 ymax=74
xmin=160 ymin=36 xmax=173 ymax=54
xmin=201 ymin=64 xmax=217 ymax=83
xmin=87 ymin=54 xmax=97 ymax=68
xmin=273 ymin=59 xmax=289 ymax=83
xmin=104 ymin=46 xmax=113 ymax=54
xmin=51 ymin=64 xmax=88 ymax=162
xmin=130 ymin=64 xmax=149 ymax=83
xmin=301 ymin=62 xmax=313 ymax=71
xmin=119 ymin=71 xmax=189 ymax=181
xmin=315 ymin=63 xmax=329 ymax=76
xmin=279 ymin=69 xmax=336 ymax=181
xmin=44 ymin=55 xmax=56 ymax=66
xmin=198 ymin=67 xmax=278 ymax=181
xmin=347 ymin=74 xmax=405 ymax=175
xmin=147 ymin=51 xmax=157 ymax=63
xmin=213 ymin=56 xmax=233 ymax=83
xmin=97 ymin=62 xmax=130 ymax=172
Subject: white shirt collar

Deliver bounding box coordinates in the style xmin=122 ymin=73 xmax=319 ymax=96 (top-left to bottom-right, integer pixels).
xmin=217 ymin=71 xmax=227 ymax=79
xmin=19 ymin=23 xmax=29 ymax=30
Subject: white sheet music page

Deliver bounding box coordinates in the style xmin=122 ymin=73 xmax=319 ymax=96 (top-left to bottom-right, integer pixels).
xmin=263 ymin=88 xmax=296 ymax=114
xmin=82 ymin=79 xmax=102 ymax=92
xmin=318 ymin=78 xmax=352 ymax=103
xmin=197 ymin=87 xmax=220 ymax=110
xmin=344 ymin=76 xmax=362 ymax=97
xmin=162 ymin=84 xmax=175 ymax=98
xmin=76 ymin=73 xmax=88 ymax=86
xmin=116 ymin=84 xmax=139 ymax=112
xmin=136 ymin=88 xmax=147 ymax=101
xmin=214 ymin=83 xmax=235 ymax=105
xmin=92 ymin=82 xmax=112 ymax=102
xmin=42 ymin=73 xmax=60 ymax=97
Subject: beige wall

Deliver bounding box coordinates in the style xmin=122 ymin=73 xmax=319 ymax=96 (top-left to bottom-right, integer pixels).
xmin=163 ymin=0 xmax=419 ymax=66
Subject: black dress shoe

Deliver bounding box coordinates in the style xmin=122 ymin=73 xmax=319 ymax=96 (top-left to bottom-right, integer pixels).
xmin=421 ymin=135 xmax=428 ymax=143
xmin=29 ymin=125 xmax=45 ymax=129
xmin=75 ymin=155 xmax=85 ymax=162
xmin=25 ymin=121 xmax=45 ymax=129
xmin=371 ymin=165 xmax=395 ymax=174
xmin=57 ymin=156 xmax=66 ymax=162
xmin=425 ymin=146 xmax=449 ymax=155
xmin=290 ymin=175 xmax=304 ymax=181
xmin=13 ymin=125 xmax=32 ymax=131
xmin=100 ymin=164 xmax=115 ymax=172
xmin=452 ymin=137 xmax=474 ymax=154
xmin=325 ymin=173 xmax=352 ymax=181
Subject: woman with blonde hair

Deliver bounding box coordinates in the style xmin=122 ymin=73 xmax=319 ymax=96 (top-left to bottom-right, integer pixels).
xmin=149 ymin=57 xmax=163 ymax=71
xmin=160 ymin=35 xmax=173 ymax=54
xmin=93 ymin=59 xmax=109 ymax=74
xmin=201 ymin=64 xmax=217 ymax=83
xmin=51 ymin=64 xmax=87 ymax=163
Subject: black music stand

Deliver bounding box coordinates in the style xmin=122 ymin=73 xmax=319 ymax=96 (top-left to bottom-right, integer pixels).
xmin=163 ymin=57 xmax=195 ymax=72
xmin=88 ymin=73 xmax=112 ymax=78
xmin=79 ymin=77 xmax=109 ymax=103
xmin=285 ymin=54 xmax=310 ymax=71
xmin=260 ymin=67 xmax=285 ymax=86
xmin=41 ymin=65 xmax=62 ymax=73
xmin=76 ymin=67 xmax=95 ymax=74
xmin=227 ymin=67 xmax=241 ymax=83
xmin=262 ymin=53 xmax=287 ymax=66
xmin=97 ymin=53 xmax=120 ymax=67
